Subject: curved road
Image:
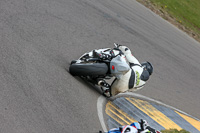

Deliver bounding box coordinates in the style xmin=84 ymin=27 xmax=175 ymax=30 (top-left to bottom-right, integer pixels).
xmin=0 ymin=0 xmax=200 ymax=132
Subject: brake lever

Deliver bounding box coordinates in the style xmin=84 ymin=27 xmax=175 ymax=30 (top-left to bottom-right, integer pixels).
xmin=114 ymin=43 xmax=121 ymax=48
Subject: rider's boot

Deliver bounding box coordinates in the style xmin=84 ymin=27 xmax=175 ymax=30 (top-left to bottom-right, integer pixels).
xmin=103 ymin=88 xmax=111 ymax=97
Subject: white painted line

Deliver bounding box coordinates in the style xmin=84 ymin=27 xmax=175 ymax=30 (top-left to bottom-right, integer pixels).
xmin=97 ymin=95 xmax=108 ymax=132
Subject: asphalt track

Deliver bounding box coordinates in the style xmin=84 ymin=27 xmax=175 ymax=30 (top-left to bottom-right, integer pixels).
xmin=0 ymin=0 xmax=200 ymax=133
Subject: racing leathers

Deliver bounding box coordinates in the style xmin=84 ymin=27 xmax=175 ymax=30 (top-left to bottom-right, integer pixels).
xmin=111 ymin=45 xmax=148 ymax=96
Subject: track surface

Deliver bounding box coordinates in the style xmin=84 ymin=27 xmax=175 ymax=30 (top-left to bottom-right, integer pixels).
xmin=105 ymin=96 xmax=200 ymax=132
xmin=0 ymin=0 xmax=200 ymax=132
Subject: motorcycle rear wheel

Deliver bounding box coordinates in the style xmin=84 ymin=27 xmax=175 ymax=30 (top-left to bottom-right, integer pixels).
xmin=69 ymin=63 xmax=108 ymax=76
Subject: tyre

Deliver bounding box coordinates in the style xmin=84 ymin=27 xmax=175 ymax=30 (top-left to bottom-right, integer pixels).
xmin=69 ymin=63 xmax=108 ymax=76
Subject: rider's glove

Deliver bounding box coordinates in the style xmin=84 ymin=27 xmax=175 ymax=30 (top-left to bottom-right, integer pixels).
xmin=139 ymin=119 xmax=149 ymax=130
xmin=118 ymin=46 xmax=131 ymax=55
xmin=139 ymin=119 xmax=161 ymax=133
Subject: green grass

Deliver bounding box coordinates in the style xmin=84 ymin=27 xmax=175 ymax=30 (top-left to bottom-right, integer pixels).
xmin=161 ymin=129 xmax=190 ymax=133
xmin=149 ymin=0 xmax=200 ymax=38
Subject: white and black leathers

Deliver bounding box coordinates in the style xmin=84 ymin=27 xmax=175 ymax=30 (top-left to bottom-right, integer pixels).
xmin=111 ymin=46 xmax=147 ymax=96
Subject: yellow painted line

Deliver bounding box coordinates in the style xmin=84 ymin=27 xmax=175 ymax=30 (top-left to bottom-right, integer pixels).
xmin=175 ymin=111 xmax=200 ymax=131
xmin=126 ymin=98 xmax=182 ymax=130
xmin=106 ymin=101 xmax=137 ymax=125
xmin=106 ymin=108 xmax=127 ymax=126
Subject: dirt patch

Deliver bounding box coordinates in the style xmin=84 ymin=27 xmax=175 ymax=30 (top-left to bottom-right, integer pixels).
xmin=136 ymin=0 xmax=200 ymax=42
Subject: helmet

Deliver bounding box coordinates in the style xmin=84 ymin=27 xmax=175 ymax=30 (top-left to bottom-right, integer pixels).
xmin=141 ymin=62 xmax=153 ymax=75
xmin=122 ymin=125 xmax=138 ymax=133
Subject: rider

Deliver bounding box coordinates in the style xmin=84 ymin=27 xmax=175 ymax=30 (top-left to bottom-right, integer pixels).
xmin=97 ymin=44 xmax=153 ymax=97
xmin=100 ymin=119 xmax=161 ymax=133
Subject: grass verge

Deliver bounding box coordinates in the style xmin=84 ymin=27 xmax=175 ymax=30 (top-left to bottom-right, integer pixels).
xmin=161 ymin=129 xmax=190 ymax=133
xmin=136 ymin=0 xmax=200 ymax=42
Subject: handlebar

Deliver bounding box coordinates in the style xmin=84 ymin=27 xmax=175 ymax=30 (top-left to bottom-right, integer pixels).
xmin=112 ymin=48 xmax=124 ymax=56
xmin=114 ymin=43 xmax=121 ymax=48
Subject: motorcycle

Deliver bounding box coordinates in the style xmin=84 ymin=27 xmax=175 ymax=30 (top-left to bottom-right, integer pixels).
xmin=69 ymin=43 xmax=130 ymax=97
xmin=98 ymin=119 xmax=161 ymax=133
xmin=99 ymin=125 xmax=138 ymax=133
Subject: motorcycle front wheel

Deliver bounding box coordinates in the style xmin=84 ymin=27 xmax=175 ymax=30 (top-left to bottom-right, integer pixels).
xmin=69 ymin=63 xmax=108 ymax=76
